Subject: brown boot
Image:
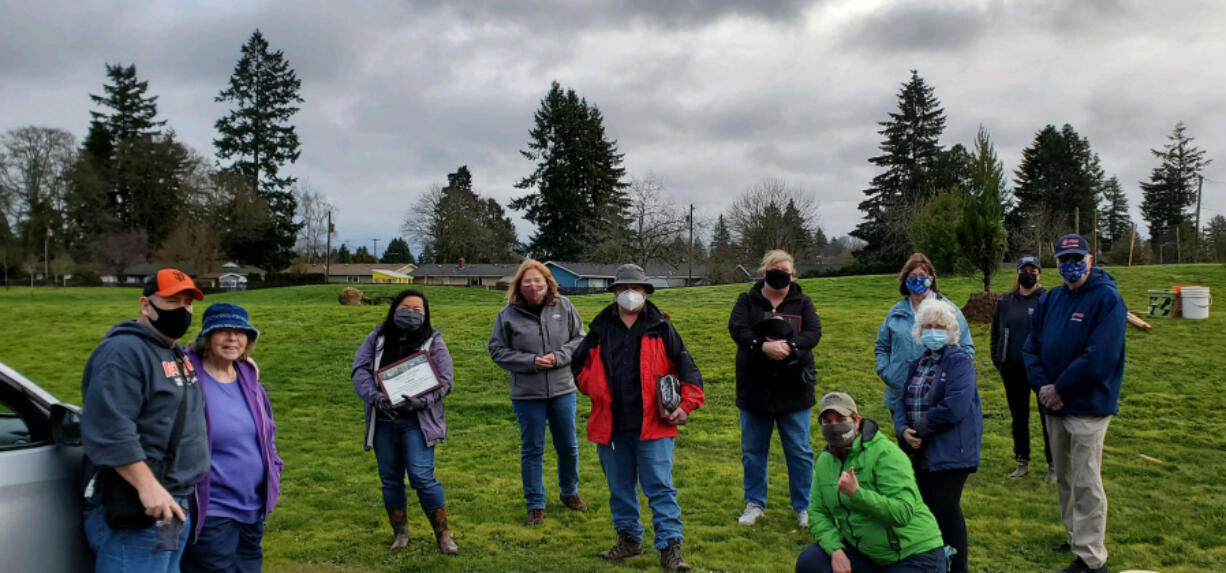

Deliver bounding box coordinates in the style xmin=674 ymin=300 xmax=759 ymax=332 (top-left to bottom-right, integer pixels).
xmin=560 ymin=493 xmax=589 ymax=512
xmin=426 ymin=507 xmax=458 ymax=555
xmin=659 ymin=538 xmax=690 ymax=571
xmin=525 ymin=508 xmax=545 ymax=525
xmin=387 ymin=508 xmax=409 ymax=549
xmin=599 ymin=530 xmax=642 ymax=562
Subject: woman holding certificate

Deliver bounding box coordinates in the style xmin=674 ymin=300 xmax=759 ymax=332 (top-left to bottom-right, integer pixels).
xmin=488 ymin=259 xmax=588 ymax=526
xmin=351 ymin=289 xmax=458 ymax=555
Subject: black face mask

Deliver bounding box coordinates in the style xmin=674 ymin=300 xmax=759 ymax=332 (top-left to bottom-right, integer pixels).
xmin=1018 ymin=272 xmax=1038 ymax=289
xmin=764 ymin=269 xmax=792 ymax=290
xmin=394 ymin=309 xmax=425 ymax=331
xmin=148 ymin=302 xmax=192 ymax=340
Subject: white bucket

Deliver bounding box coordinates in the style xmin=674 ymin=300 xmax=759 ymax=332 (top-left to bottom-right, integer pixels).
xmin=1181 ymin=286 xmax=1212 ymax=319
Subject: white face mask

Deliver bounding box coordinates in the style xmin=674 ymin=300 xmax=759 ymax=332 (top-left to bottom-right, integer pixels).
xmin=616 ymin=289 xmax=645 ymax=311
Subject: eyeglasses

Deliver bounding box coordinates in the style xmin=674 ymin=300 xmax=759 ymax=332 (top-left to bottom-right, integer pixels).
xmin=1056 ymin=254 xmax=1085 ymax=264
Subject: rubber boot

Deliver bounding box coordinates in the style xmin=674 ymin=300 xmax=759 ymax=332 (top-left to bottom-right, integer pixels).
xmin=387 ymin=507 xmax=409 ymax=549
xmin=426 ymin=507 xmax=458 ymax=555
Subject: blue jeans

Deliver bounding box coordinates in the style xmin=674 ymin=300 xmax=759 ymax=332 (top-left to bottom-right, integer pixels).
xmin=180 ymin=516 xmax=264 ymax=573
xmin=740 ymin=407 xmax=814 ymax=512
xmin=596 ymin=431 xmax=682 ymax=551
xmin=795 ymin=545 xmax=945 ymax=573
xmin=84 ymin=501 xmax=192 ymax=573
xmin=512 ymin=392 xmax=580 ymax=509
xmin=373 ymin=416 xmax=446 ymax=511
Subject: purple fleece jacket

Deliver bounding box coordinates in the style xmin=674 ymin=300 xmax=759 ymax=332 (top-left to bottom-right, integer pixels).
xmin=351 ymin=326 xmax=454 ymax=449
xmin=186 ymin=349 xmax=283 ymax=542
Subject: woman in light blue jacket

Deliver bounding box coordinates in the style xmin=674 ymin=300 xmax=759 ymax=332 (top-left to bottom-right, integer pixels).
xmin=875 ymin=253 xmax=974 ymax=412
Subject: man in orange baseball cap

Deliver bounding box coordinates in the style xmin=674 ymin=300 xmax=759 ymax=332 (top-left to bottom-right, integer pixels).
xmin=80 ymin=268 xmax=210 ymax=571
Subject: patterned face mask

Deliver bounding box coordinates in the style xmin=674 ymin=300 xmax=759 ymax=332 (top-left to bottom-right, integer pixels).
xmin=1058 ymin=259 xmax=1087 ymax=283
xmin=906 ymin=276 xmax=933 ymax=295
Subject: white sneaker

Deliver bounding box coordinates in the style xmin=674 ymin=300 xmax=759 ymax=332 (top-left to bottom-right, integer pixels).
xmin=797 ymin=509 xmax=809 ymax=528
xmin=738 ymin=503 xmax=765 ymax=526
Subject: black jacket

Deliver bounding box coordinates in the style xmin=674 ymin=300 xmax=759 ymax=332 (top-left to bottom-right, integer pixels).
xmin=990 ymin=287 xmax=1046 ymax=371
xmin=728 ymin=281 xmax=822 ymax=414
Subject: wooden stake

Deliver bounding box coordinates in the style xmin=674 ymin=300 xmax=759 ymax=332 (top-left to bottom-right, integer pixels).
xmin=1128 ymin=223 xmax=1137 ymax=266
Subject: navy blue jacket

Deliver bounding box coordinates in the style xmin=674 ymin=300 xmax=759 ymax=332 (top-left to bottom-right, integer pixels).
xmin=893 ymin=346 xmax=982 ymax=472
xmin=81 ymin=321 xmax=211 ymax=496
xmin=1023 ymin=268 xmax=1127 ymax=417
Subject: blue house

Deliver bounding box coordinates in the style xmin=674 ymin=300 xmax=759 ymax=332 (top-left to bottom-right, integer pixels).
xmin=545 ymin=261 xmax=706 ymax=290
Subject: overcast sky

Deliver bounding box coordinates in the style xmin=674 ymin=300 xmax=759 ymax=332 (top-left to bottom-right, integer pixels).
xmin=3 ymin=0 xmax=1224 ymax=257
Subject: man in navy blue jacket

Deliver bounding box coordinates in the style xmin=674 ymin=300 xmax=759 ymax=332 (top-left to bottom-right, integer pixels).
xmin=1023 ymin=234 xmax=1126 ymax=573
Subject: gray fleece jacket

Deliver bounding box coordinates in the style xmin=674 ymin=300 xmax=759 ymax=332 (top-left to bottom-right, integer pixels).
xmin=488 ymin=295 xmax=585 ymax=400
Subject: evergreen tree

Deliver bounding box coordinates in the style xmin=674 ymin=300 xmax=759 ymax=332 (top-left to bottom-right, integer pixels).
xmin=352 ymin=245 xmax=377 ymax=264
xmin=706 ymin=214 xmax=742 ymax=285
xmin=381 ymin=237 xmax=416 ymax=264
xmin=955 ymin=127 xmax=1009 ymax=291
xmin=512 ymin=82 xmax=629 ymax=260
xmin=852 ymin=70 xmax=947 ymax=264
xmin=214 ymin=29 xmax=304 ymax=271
xmin=1204 ymin=215 xmax=1226 ymax=262
xmin=336 ymin=244 xmax=353 ymax=264
xmin=1008 ymin=124 xmax=1103 ymax=258
xmin=907 ymin=190 xmax=963 ymax=275
xmin=1097 ymin=176 xmax=1131 ymax=253
xmin=1140 ymin=122 xmax=1211 ymax=250
xmin=89 ymin=64 xmax=166 ymax=142
xmin=406 ymin=166 xmax=520 ymax=264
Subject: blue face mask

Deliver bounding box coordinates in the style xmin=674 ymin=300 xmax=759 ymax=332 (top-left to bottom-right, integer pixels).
xmin=921 ymin=328 xmax=948 ymax=351
xmin=906 ymin=276 xmax=933 ymax=295
xmin=1058 ymin=259 xmax=1087 ymax=284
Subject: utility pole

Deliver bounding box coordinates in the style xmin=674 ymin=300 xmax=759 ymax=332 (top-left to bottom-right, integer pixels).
xmin=1127 ymin=223 xmax=1137 ymax=267
xmin=325 ymin=210 xmax=333 ymax=282
xmin=43 ymin=227 xmax=49 ymax=287
xmin=1195 ymin=174 xmax=1204 ymax=261
xmin=687 ymin=204 xmax=694 ymax=288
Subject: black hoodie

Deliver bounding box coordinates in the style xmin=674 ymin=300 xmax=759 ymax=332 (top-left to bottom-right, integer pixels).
xmin=81 ymin=320 xmax=210 ymax=496
xmin=728 ymin=280 xmax=822 ymax=414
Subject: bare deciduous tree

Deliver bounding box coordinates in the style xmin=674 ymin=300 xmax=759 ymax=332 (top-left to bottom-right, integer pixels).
xmin=294 ymin=182 xmax=336 ymax=265
xmin=626 ymin=174 xmax=688 ymax=266
xmin=727 ymin=178 xmax=820 ymax=261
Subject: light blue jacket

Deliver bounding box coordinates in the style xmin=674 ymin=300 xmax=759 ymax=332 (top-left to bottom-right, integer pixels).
xmin=874 ymin=294 xmax=975 ymax=408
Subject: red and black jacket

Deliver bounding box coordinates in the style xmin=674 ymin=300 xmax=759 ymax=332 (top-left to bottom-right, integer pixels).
xmin=570 ymin=301 xmax=704 ymax=444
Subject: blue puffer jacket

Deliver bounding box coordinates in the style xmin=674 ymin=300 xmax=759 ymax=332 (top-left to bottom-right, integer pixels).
xmin=892 ymin=346 xmax=982 ymax=472
xmin=875 ymin=294 xmax=975 ymax=408
xmin=1022 ymin=268 xmax=1127 ymax=417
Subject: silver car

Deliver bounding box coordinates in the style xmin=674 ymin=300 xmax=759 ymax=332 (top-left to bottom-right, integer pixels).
xmin=0 ymin=361 xmax=93 ymax=572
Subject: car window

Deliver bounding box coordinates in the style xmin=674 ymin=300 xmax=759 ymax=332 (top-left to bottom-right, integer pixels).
xmin=0 ymin=397 xmax=34 ymax=448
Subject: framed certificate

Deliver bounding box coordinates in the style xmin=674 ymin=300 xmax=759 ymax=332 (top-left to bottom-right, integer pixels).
xmin=375 ymin=351 xmax=443 ymax=404
xmin=772 ymin=312 xmax=802 ymax=333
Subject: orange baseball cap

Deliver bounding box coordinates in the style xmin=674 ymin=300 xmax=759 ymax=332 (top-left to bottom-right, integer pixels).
xmin=142 ymin=268 xmax=204 ymax=300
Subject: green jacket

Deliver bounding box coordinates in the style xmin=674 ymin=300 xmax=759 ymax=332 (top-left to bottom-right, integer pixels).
xmin=808 ymin=419 xmax=944 ymax=565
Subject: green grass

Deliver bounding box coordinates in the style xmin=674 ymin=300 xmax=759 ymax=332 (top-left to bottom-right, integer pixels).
xmin=2 ymin=265 xmax=1224 ymax=572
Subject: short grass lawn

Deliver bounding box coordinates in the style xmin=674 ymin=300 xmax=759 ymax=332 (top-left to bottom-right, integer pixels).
xmin=2 ymin=264 xmax=1224 ymax=572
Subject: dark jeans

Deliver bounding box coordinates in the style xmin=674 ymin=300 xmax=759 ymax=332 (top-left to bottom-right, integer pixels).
xmin=181 ymin=517 xmax=264 ymax=573
xmin=914 ymin=468 xmax=971 ymax=573
xmin=373 ymin=416 xmax=446 ymax=511
xmin=1000 ymin=367 xmax=1052 ymax=464
xmin=511 ymin=393 xmax=580 ymax=509
xmin=795 ymin=545 xmax=945 ymax=573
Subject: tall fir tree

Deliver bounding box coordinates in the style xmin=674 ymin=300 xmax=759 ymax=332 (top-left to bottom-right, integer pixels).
xmin=214 ymin=29 xmax=304 ymax=271
xmin=852 ymin=70 xmax=947 ymax=264
xmin=1140 ymin=122 xmax=1211 ymax=250
xmin=1007 ymin=124 xmax=1103 ymax=257
xmin=381 ymin=237 xmax=416 ymax=264
xmin=410 ymin=166 xmax=520 ymax=264
xmin=1097 ymin=176 xmax=1131 ymax=253
xmin=89 ymin=64 xmax=166 ymax=143
xmin=955 ymin=127 xmax=1009 ymax=291
xmin=512 ymin=82 xmax=629 ymax=261
xmin=705 ymin=214 xmax=742 ymax=285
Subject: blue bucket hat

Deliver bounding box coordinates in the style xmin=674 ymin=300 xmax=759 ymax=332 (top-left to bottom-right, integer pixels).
xmin=197 ymin=302 xmax=260 ymax=342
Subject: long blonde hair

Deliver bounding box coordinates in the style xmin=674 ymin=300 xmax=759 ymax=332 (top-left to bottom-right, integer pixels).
xmin=505 ymin=259 xmax=559 ymax=305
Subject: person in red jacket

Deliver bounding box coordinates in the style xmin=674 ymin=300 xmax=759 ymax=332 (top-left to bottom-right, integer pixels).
xmin=571 ymin=264 xmax=704 ymax=571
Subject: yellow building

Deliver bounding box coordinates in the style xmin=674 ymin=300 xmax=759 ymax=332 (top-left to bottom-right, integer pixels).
xmin=372 ymin=269 xmax=413 ymax=284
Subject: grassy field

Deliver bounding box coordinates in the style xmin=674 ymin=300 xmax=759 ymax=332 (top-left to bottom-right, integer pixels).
xmin=2 ymin=264 xmax=1224 ymax=572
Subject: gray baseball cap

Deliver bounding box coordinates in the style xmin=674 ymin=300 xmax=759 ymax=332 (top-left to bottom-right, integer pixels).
xmin=1016 ymin=256 xmax=1041 ymax=270
xmin=819 ymin=391 xmax=858 ymax=417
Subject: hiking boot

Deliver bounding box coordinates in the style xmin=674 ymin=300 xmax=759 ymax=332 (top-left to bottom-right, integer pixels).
xmin=796 ymin=509 xmax=809 ymax=528
xmin=1045 ymin=467 xmax=1058 ymax=484
xmin=1056 ymin=557 xmax=1108 ymax=573
xmin=387 ymin=507 xmax=409 ymax=549
xmin=1009 ymin=460 xmax=1030 ymax=478
xmin=660 ymin=538 xmax=691 ymax=571
xmin=426 ymin=507 xmax=458 ymax=555
xmin=737 ymin=502 xmax=765 ymax=526
xmin=525 ymin=508 xmax=545 ymax=525
xmin=560 ymin=493 xmax=589 ymax=512
xmin=1050 ymin=540 xmax=1071 ymax=552
xmin=599 ymin=530 xmax=642 ymax=562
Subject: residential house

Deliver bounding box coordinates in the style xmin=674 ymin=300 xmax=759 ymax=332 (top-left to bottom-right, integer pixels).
xmin=299 ymin=263 xmax=418 ymax=284
xmin=408 ymin=260 xmax=519 ymax=288
xmin=545 ymin=261 xmax=707 ymax=290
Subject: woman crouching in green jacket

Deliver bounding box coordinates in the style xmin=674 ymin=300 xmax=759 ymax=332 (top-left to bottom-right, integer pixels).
xmin=796 ymin=392 xmax=946 ymax=573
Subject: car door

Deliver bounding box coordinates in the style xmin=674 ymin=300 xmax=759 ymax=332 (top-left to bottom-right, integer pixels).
xmin=0 ymin=367 xmax=92 ymax=572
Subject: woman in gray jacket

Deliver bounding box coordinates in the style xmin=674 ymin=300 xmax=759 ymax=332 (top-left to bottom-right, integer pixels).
xmin=488 ymin=259 xmax=589 ymax=525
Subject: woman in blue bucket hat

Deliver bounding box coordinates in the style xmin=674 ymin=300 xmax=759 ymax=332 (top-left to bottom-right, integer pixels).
xmin=182 ymin=303 xmax=283 ymax=573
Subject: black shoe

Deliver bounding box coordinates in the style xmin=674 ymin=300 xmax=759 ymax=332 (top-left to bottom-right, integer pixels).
xmin=1056 ymin=557 xmax=1108 ymax=573
xmin=1050 ymin=541 xmax=1071 ymax=552
xmin=599 ymin=530 xmax=642 ymax=562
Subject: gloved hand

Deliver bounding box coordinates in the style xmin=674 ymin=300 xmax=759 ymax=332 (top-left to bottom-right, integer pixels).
xmin=397 ymin=394 xmax=428 ymax=412
xmin=375 ymin=395 xmax=398 ymax=419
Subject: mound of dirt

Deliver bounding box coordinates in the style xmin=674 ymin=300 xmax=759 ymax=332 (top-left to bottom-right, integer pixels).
xmin=961 ymin=291 xmax=998 ymax=324
xmin=338 ymin=287 xmax=363 ymax=306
